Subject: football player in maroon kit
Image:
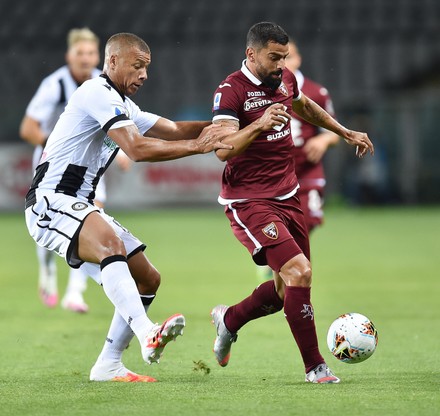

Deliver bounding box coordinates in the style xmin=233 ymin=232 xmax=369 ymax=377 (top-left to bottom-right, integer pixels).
xmin=210 ymin=22 xmax=374 ymax=383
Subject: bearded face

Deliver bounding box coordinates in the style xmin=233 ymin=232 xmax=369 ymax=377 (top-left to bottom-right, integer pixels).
xmin=249 ymin=42 xmax=288 ymax=91
xmin=260 ymin=68 xmax=283 ymax=90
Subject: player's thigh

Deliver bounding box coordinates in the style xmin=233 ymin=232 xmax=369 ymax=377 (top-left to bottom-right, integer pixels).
xmin=25 ymin=194 xmax=101 ymax=267
xmin=78 ymin=211 xmax=126 ymax=263
xmin=225 ymin=199 xmax=296 ymax=266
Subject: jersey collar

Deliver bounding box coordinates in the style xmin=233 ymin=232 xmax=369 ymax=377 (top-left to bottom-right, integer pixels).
xmin=241 ymin=60 xmax=262 ymax=86
xmin=100 ymin=74 xmax=126 ymax=102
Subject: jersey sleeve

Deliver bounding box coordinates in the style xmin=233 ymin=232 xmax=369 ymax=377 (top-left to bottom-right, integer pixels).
xmin=288 ymin=70 xmax=302 ymax=101
xmin=126 ymin=98 xmax=161 ymax=135
xmin=25 ymin=76 xmax=61 ymax=123
xmin=212 ymin=80 xmax=241 ymax=122
xmin=80 ymin=81 xmax=135 ymax=132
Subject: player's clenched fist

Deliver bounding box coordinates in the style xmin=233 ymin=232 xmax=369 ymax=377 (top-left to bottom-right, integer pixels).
xmin=256 ymin=103 xmax=292 ymax=132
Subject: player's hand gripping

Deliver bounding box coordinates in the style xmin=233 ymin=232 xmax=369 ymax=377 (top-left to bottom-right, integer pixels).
xmin=195 ymin=124 xmax=235 ymax=154
xmin=342 ymin=130 xmax=374 ymax=158
xmin=256 ymin=103 xmax=292 ymax=132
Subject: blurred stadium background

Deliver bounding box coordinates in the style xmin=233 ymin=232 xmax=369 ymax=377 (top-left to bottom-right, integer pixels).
xmin=1 ymin=0 xmax=439 ymax=210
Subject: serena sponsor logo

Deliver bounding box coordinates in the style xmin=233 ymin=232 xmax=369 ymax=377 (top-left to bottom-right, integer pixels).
xmin=243 ymin=97 xmax=273 ymax=111
xmin=267 ymin=127 xmax=291 ymax=141
xmin=262 ymin=222 xmax=278 ymax=239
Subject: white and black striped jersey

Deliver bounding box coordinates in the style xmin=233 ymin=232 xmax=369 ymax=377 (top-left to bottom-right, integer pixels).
xmin=25 ymin=74 xmax=160 ymax=208
xmin=25 ymin=65 xmax=102 ymax=138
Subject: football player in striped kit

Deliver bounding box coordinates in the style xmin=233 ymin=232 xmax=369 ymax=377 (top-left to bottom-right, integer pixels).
xmin=25 ymin=32 xmax=233 ymax=382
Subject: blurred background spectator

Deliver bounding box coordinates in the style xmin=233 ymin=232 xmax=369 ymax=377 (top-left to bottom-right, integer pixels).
xmin=1 ymin=0 xmax=439 ymax=208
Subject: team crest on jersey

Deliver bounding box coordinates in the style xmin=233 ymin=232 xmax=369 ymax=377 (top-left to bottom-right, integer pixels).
xmin=262 ymin=222 xmax=278 ymax=239
xmin=278 ymin=82 xmax=288 ymax=96
xmin=72 ymin=202 xmax=88 ymax=211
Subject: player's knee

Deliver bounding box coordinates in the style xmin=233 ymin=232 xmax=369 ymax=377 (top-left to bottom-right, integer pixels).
xmin=298 ymin=263 xmax=312 ymax=287
xmin=137 ymin=268 xmax=160 ymax=295
xmin=148 ymin=267 xmax=161 ymax=292
xmin=136 ymin=265 xmax=161 ymax=294
xmin=280 ymin=255 xmax=312 ymax=287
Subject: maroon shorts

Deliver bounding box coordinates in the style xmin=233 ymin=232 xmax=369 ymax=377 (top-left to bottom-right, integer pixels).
xmin=225 ymin=195 xmax=310 ymax=272
xmin=297 ymin=184 xmax=324 ymax=233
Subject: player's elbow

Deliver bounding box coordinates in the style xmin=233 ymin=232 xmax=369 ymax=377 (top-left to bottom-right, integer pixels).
xmin=19 ymin=127 xmax=35 ymax=145
xmin=123 ymin=146 xmax=144 ymax=163
xmin=129 ymin=150 xmax=149 ymax=163
xmin=128 ymin=144 xmax=162 ymax=163
xmin=18 ymin=120 xmax=29 ymax=141
xmin=215 ymin=149 xmax=231 ymax=162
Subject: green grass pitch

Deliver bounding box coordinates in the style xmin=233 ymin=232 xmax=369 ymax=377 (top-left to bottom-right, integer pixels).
xmin=0 ymin=206 xmax=439 ymax=415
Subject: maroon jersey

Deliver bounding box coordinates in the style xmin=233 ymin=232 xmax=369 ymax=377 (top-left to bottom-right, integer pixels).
xmin=212 ymin=62 xmax=301 ymax=201
xmin=291 ymin=70 xmax=335 ymax=184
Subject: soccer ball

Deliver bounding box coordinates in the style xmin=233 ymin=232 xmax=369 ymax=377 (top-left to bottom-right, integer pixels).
xmin=327 ymin=313 xmax=378 ymax=364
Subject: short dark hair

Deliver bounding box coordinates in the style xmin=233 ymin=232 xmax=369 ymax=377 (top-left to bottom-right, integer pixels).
xmin=247 ymin=22 xmax=289 ymax=49
xmin=105 ymin=32 xmax=150 ymax=55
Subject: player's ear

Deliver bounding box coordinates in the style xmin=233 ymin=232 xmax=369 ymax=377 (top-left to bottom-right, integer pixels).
xmin=109 ymin=54 xmax=117 ymax=70
xmin=246 ymin=47 xmax=255 ymax=63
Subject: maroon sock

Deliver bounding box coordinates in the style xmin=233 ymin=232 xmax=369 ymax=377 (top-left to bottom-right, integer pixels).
xmin=224 ymin=280 xmax=284 ymax=333
xmin=284 ymin=286 xmax=324 ymax=372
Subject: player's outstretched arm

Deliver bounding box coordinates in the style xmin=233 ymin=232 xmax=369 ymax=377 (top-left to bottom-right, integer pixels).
xmin=292 ymin=94 xmax=374 ymax=158
xmin=146 ymin=119 xmax=212 ymax=141
xmin=108 ymin=124 xmax=233 ymax=162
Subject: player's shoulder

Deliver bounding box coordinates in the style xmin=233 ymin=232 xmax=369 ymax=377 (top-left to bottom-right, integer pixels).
xmin=80 ymin=75 xmax=115 ymax=96
xmin=282 ymin=68 xmax=301 ymax=91
xmin=216 ymin=70 xmax=243 ymax=89
xmin=68 ymin=76 xmax=107 ymax=106
xmin=37 ymin=65 xmax=69 ymax=87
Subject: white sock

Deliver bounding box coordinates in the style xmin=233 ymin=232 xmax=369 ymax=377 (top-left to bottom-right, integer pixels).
xmin=97 ymin=309 xmax=134 ymax=363
xmin=36 ymin=245 xmax=57 ymax=293
xmin=66 ymin=267 xmax=88 ymax=295
xmin=100 ymin=256 xmax=154 ymax=343
xmin=97 ymin=295 xmax=155 ymax=363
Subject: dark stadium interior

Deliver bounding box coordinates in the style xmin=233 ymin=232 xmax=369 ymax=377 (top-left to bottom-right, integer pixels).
xmin=1 ymin=0 xmax=439 ymax=203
